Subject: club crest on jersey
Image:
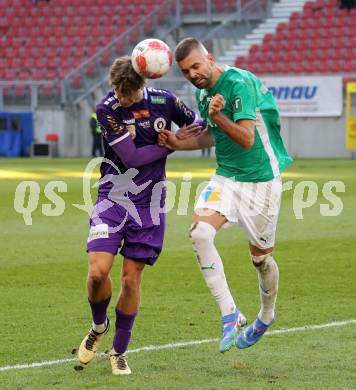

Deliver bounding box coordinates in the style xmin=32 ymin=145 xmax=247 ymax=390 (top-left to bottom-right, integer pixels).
xmin=153 ymin=117 xmax=166 ymax=132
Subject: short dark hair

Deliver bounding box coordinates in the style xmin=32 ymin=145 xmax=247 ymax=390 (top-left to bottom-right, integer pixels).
xmin=109 ymin=55 xmax=145 ymax=96
xmin=175 ymin=38 xmax=205 ymax=62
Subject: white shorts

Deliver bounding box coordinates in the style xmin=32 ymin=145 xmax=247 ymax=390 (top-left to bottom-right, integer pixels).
xmin=195 ymin=175 xmax=282 ymax=249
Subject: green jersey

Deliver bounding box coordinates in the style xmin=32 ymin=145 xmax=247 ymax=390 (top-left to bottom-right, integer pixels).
xmin=196 ymin=66 xmax=293 ymax=182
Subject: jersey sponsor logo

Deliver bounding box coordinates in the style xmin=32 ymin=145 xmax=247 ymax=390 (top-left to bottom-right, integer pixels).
xmin=87 ymin=223 xmax=109 ymax=242
xmin=106 ymin=115 xmax=125 ymax=134
xmin=123 ymin=118 xmax=135 ymax=125
xmin=137 ymin=120 xmax=151 ymax=129
xmin=133 ymin=109 xmax=150 ymax=119
xmin=233 ymin=97 xmax=243 ymax=113
xmin=150 ymin=95 xmax=166 ymax=104
xmin=201 ymin=185 xmax=221 ymax=202
xmin=153 ymin=117 xmax=166 ymax=132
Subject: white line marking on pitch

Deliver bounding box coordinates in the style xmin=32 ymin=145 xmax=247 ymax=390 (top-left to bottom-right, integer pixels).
xmin=1 ymin=319 xmax=355 ymax=372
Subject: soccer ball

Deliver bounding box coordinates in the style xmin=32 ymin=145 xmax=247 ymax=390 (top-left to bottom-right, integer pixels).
xmin=131 ymin=39 xmax=172 ymax=79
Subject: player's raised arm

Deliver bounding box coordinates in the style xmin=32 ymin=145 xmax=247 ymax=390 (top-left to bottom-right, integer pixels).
xmin=208 ymin=94 xmax=255 ymax=150
xmin=96 ymin=106 xmax=172 ymax=168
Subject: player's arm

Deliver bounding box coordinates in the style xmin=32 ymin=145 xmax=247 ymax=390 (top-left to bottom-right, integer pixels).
xmin=170 ymin=94 xmax=207 ymax=139
xmin=97 ymin=106 xmax=172 ymax=168
xmin=209 ymin=94 xmax=255 ymax=150
xmin=159 ymin=128 xmax=214 ymax=150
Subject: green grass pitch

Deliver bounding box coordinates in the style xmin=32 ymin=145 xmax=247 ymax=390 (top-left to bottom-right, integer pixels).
xmin=0 ymin=158 xmax=355 ymax=389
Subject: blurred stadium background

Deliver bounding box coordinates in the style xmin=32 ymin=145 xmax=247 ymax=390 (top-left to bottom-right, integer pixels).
xmin=0 ymin=0 xmax=355 ymax=158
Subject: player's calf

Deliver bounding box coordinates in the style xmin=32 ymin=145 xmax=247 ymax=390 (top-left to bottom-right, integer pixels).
xmin=252 ymin=252 xmax=279 ymax=325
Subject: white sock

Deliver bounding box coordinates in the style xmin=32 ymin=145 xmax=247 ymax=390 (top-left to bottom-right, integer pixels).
xmin=190 ymin=222 xmax=236 ymax=317
xmin=252 ymin=254 xmax=279 ymax=324
xmin=92 ymin=318 xmax=107 ymax=333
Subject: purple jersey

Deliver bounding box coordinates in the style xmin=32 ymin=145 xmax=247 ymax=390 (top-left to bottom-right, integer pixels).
xmin=96 ymin=87 xmax=199 ymax=206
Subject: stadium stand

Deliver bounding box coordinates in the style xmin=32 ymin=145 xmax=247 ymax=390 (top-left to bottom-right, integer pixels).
xmin=0 ymin=0 xmax=271 ymax=106
xmin=1 ymin=0 xmax=354 ymax=106
xmin=234 ymin=0 xmax=356 ymax=77
xmin=0 ymin=0 xmax=163 ymax=99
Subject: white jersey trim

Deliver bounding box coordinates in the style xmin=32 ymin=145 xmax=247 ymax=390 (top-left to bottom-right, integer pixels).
xmin=255 ymin=109 xmax=280 ymax=178
xmin=109 ymin=132 xmax=130 ymax=146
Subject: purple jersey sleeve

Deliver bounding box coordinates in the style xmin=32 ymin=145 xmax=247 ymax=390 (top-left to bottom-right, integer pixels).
xmin=97 ymin=105 xmax=171 ymax=168
xmin=170 ymin=93 xmax=198 ymax=127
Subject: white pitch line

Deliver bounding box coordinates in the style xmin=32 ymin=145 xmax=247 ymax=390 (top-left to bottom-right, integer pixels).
xmin=1 ymin=319 xmax=355 ymax=373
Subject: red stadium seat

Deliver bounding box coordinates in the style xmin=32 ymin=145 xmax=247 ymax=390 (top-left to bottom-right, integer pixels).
xmin=42 ymin=84 xmax=57 ymax=98
xmin=316 ymin=61 xmax=328 ymax=73
xmin=32 ymin=68 xmax=46 ymax=80
xmin=100 ymin=51 xmax=111 ymax=66
xmin=85 ymin=62 xmax=97 ymax=78
xmin=14 ymin=85 xmax=28 ymax=97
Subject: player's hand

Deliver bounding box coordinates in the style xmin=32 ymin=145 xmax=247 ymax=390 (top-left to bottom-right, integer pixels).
xmin=209 ymin=94 xmax=225 ymax=117
xmin=176 ymin=122 xmax=203 ymax=140
xmin=158 ymin=129 xmax=179 ymax=150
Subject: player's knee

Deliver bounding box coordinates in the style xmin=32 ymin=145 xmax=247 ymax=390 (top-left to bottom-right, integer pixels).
xmin=121 ymin=274 xmax=140 ymax=295
xmin=88 ymin=268 xmax=109 ymax=285
xmin=189 ymin=221 xmax=216 ymax=246
xmin=88 ymin=252 xmax=113 ymax=284
xmin=88 ymin=262 xmax=110 ymax=284
xmin=250 ymin=252 xmax=277 ymax=273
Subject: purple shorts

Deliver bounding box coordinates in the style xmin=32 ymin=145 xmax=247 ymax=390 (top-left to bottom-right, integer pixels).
xmin=87 ymin=198 xmax=166 ymax=266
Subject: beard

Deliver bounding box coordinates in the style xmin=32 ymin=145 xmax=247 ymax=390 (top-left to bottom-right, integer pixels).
xmin=191 ymin=77 xmax=209 ymax=89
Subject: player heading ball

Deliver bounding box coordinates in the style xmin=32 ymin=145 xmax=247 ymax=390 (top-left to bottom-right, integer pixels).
xmin=77 ymin=54 xmax=204 ymax=375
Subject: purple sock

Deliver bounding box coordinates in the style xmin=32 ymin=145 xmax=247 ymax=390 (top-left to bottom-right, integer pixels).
xmin=89 ymin=296 xmax=111 ymax=325
xmin=112 ymin=308 xmax=137 ymax=354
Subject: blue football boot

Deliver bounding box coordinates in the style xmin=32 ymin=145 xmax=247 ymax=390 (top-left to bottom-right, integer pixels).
xmin=235 ymin=317 xmax=273 ymax=349
xmin=219 ymin=309 xmax=247 ymax=353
